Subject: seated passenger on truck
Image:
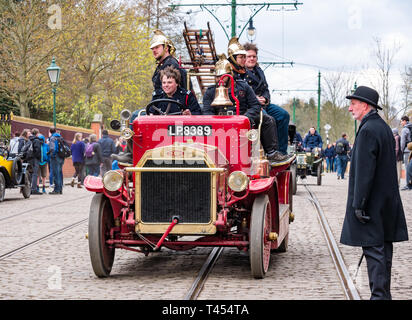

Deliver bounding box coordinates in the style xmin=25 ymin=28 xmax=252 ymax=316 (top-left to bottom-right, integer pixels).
xmin=202 ymin=55 xmax=291 ymax=164
xmin=149 ymin=66 xmax=202 ymax=115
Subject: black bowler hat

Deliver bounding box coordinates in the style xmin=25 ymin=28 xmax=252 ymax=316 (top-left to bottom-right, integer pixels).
xmin=346 ymin=86 xmax=382 ymax=110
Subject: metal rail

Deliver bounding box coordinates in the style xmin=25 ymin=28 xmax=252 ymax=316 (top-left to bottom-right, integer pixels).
xmin=0 ymin=218 xmax=88 ymax=261
xmin=184 ymin=247 xmax=224 ymax=300
xmin=0 ymin=194 xmax=92 ymax=222
xmin=304 ymin=183 xmax=361 ymax=300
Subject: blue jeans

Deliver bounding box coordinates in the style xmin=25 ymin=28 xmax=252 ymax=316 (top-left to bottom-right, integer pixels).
xmin=264 ymin=104 xmax=290 ymax=155
xmin=30 ymin=158 xmax=40 ymax=192
xmin=50 ymin=156 xmax=64 ymax=192
xmin=326 ymin=157 xmax=333 ymax=172
xmin=336 ymin=155 xmax=348 ymax=179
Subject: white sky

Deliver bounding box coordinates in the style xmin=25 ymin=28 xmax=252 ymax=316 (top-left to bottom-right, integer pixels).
xmin=175 ymin=0 xmax=412 ymax=109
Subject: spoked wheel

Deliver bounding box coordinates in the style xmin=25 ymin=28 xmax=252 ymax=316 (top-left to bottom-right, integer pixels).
xmin=21 ymin=172 xmax=31 ymax=199
xmin=0 ymin=172 xmax=5 ymax=202
xmin=317 ymin=163 xmax=322 ymax=186
xmin=88 ymin=193 xmax=115 ymax=277
xmin=250 ymin=194 xmax=272 ymax=279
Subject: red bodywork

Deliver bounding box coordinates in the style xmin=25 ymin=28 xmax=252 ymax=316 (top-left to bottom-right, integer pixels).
xmin=85 ymin=110 xmax=293 ymax=253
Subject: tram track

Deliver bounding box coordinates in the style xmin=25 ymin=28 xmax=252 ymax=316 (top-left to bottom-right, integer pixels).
xmin=0 ymin=218 xmax=88 ymax=261
xmin=184 ymin=247 xmax=224 ymax=300
xmin=303 ymin=182 xmax=361 ymax=300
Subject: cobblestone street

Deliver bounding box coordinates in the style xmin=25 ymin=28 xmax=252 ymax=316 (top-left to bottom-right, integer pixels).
xmin=0 ymin=173 xmax=411 ymax=300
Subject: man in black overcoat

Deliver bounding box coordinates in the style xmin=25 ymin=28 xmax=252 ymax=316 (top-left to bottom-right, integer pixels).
xmin=340 ymin=86 xmax=408 ymax=300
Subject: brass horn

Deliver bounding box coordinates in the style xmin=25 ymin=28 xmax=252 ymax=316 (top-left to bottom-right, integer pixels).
xmin=120 ymin=109 xmax=131 ymax=130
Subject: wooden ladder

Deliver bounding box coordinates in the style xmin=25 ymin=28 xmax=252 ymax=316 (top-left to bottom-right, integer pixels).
xmin=181 ymin=22 xmax=218 ymax=95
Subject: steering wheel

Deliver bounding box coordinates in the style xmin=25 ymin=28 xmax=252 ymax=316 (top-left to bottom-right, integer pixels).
xmin=145 ymin=98 xmax=187 ymax=115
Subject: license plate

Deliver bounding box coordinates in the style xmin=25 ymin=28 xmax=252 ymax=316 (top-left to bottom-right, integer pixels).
xmin=168 ymin=125 xmax=212 ymax=136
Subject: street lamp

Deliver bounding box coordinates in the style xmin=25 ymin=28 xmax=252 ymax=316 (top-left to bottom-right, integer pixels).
xmin=247 ymin=18 xmax=256 ymax=42
xmin=47 ymin=57 xmax=61 ymax=127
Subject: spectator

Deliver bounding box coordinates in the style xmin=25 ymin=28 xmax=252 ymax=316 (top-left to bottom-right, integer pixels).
xmin=85 ymin=134 xmax=102 ymax=177
xmin=98 ymin=130 xmax=117 ymax=177
xmin=340 ymin=85 xmax=408 ymax=300
xmin=48 ymin=127 xmax=64 ymax=195
xmin=38 ymin=134 xmax=49 ymax=194
xmin=115 ymin=137 xmax=127 ymax=153
xmin=392 ymin=128 xmax=403 ymax=186
xmin=28 ymin=128 xmax=43 ymax=195
xmin=8 ymin=131 xmax=20 ymax=157
xmin=324 ymin=143 xmax=336 ymax=173
xmin=402 ymin=144 xmax=412 ymax=191
xmin=400 ymin=115 xmax=412 ymax=189
xmin=335 ymin=133 xmax=350 ymax=180
xmin=71 ymin=132 xmax=86 ymax=188
xmin=332 ymin=142 xmax=337 ymax=172
xmin=17 ymin=129 xmax=31 ymax=156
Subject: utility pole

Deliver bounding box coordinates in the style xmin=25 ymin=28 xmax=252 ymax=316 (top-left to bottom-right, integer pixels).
xmin=170 ymin=1 xmax=303 ymax=39
xmin=231 ymin=0 xmax=236 ymax=38
xmin=317 ymin=71 xmax=321 ymax=133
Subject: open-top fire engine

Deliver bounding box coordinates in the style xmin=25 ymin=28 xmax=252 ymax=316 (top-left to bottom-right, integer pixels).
xmin=85 ymin=73 xmax=295 ymax=279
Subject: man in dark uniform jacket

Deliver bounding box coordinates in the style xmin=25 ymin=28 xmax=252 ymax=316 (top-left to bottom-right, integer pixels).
xmin=149 ymin=66 xmax=201 ymax=115
xmin=340 ymin=86 xmax=408 ymax=300
xmin=243 ymin=43 xmax=290 ymax=155
xmin=150 ymin=29 xmax=189 ymax=94
xmin=203 ymin=55 xmax=289 ymax=164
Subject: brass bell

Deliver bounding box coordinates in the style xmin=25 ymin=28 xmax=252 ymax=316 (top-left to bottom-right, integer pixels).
xmin=211 ymin=85 xmax=233 ymax=107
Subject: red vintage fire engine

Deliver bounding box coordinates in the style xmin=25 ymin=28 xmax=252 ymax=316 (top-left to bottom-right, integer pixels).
xmin=85 ymin=75 xmax=295 ymax=279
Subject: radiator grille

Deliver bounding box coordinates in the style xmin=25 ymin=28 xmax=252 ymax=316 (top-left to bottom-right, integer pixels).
xmin=140 ymin=160 xmax=211 ymax=223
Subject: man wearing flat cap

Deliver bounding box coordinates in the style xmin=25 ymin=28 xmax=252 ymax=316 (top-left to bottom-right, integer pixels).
xmin=340 ymin=86 xmax=408 ymax=300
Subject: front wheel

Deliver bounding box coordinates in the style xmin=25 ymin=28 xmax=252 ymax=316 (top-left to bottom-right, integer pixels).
xmin=250 ymin=194 xmax=272 ymax=279
xmin=317 ymin=163 xmax=322 ymax=185
xmin=21 ymin=172 xmax=31 ymax=199
xmin=0 ymin=172 xmax=5 ymax=202
xmin=88 ymin=193 xmax=115 ymax=277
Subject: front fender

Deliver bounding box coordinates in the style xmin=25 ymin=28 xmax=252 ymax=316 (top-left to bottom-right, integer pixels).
xmin=249 ymin=177 xmax=276 ymax=194
xmin=84 ymin=175 xmax=104 ymax=193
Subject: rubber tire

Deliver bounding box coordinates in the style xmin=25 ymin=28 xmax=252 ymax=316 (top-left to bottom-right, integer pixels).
xmin=290 ymin=164 xmax=297 ymax=195
xmin=250 ymin=194 xmax=272 ymax=279
xmin=21 ymin=172 xmax=31 ymax=199
xmin=11 ymin=157 xmax=23 ymax=185
xmin=88 ymin=193 xmax=115 ymax=277
xmin=0 ymin=172 xmax=5 ymax=202
xmin=317 ymin=163 xmax=322 ymax=186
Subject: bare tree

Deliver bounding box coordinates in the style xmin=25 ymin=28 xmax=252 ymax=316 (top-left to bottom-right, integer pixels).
xmin=400 ymin=66 xmax=412 ymax=116
xmin=371 ymin=37 xmax=401 ymax=123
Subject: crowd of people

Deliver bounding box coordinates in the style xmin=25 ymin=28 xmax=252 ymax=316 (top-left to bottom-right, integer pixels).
xmin=6 ymin=127 xmax=126 ymax=195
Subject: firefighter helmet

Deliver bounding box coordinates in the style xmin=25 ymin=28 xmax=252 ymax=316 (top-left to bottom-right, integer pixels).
xmin=150 ymin=29 xmax=176 ymax=56
xmin=214 ymin=54 xmax=233 ymax=76
xmin=227 ymin=37 xmax=247 ymax=64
